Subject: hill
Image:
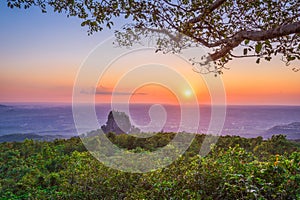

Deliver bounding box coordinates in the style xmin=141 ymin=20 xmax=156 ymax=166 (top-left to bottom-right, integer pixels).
xmin=0 ymin=133 xmax=65 ymax=143
xmin=265 ymin=122 xmax=300 ymax=139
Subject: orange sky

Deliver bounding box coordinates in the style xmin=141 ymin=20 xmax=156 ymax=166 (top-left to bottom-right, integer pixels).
xmin=0 ymin=4 xmax=299 ymax=105
xmin=1 ymin=47 xmax=299 ymax=105
xmin=222 ymin=57 xmax=300 ymax=105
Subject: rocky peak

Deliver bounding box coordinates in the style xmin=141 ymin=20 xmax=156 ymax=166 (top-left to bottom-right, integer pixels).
xmin=101 ymin=110 xmax=140 ymax=134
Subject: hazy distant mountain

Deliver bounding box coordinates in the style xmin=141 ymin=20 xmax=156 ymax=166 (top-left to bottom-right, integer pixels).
xmin=0 ymin=104 xmax=13 ymax=110
xmin=265 ymin=122 xmax=300 ymax=139
xmin=0 ymin=133 xmax=66 ymax=143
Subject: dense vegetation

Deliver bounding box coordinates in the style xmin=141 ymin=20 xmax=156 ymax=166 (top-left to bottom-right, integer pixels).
xmin=0 ymin=133 xmax=299 ymax=199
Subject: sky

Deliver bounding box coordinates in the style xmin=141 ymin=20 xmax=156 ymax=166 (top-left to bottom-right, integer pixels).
xmin=0 ymin=2 xmax=299 ymax=105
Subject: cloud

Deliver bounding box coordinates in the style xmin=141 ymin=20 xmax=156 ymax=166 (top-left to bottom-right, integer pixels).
xmin=95 ymin=91 xmax=147 ymax=96
xmin=80 ymin=85 xmax=147 ymax=96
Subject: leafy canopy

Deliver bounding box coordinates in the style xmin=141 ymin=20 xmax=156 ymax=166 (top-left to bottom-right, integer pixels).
xmin=1 ymin=134 xmax=300 ymax=199
xmin=7 ymin=0 xmax=300 ymax=73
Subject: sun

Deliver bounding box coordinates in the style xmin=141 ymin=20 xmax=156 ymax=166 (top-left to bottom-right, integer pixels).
xmin=184 ymin=89 xmax=192 ymax=97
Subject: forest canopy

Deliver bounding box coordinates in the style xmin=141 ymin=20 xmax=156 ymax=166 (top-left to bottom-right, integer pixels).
xmin=0 ymin=133 xmax=299 ymax=199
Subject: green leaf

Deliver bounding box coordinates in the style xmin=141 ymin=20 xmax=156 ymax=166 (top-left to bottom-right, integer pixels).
xmin=265 ymin=40 xmax=270 ymax=45
xmin=255 ymin=42 xmax=262 ymax=54
xmin=287 ymin=56 xmax=295 ymax=61
xmin=125 ymin=12 xmax=130 ymax=19
xmin=244 ymin=39 xmax=250 ymax=45
xmin=264 ymin=56 xmax=271 ymax=61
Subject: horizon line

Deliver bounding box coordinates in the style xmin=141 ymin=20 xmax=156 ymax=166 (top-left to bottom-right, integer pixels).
xmin=1 ymin=101 xmax=300 ymax=107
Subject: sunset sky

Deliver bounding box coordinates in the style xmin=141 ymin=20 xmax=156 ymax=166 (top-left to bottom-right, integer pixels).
xmin=1 ymin=2 xmax=299 ymax=105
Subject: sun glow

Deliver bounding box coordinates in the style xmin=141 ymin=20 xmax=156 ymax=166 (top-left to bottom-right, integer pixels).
xmin=184 ymin=89 xmax=192 ymax=97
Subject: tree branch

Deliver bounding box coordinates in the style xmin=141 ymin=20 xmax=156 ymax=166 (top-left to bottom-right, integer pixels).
xmin=140 ymin=27 xmax=182 ymax=43
xmin=229 ymin=52 xmax=260 ymax=58
xmin=210 ymin=21 xmax=300 ymax=60
xmin=188 ymin=0 xmax=227 ymax=24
